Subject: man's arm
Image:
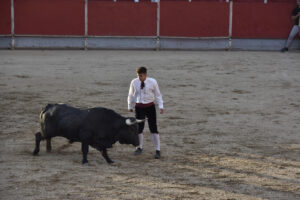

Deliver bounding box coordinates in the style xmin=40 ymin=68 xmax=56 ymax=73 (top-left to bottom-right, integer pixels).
xmin=291 ymin=9 xmax=300 ymax=21
xmin=291 ymin=12 xmax=300 ymax=21
xmin=153 ymin=80 xmax=164 ymax=114
xmin=128 ymin=80 xmax=135 ymax=111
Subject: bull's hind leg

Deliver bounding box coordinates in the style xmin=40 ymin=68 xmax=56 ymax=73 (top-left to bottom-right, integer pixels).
xmin=101 ymin=149 xmax=114 ymax=164
xmin=33 ymin=132 xmax=43 ymax=155
xmin=46 ymin=138 xmax=52 ymax=152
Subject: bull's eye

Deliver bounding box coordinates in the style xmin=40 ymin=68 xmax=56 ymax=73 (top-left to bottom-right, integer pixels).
xmin=129 ymin=125 xmax=136 ymax=132
xmin=127 ymin=123 xmax=138 ymax=134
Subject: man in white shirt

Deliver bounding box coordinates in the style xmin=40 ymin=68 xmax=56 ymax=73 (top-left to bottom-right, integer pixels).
xmin=128 ymin=66 xmax=164 ymax=159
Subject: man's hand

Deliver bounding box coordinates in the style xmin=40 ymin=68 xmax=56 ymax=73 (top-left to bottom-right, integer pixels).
xmin=160 ymin=109 xmax=164 ymax=114
xmin=129 ymin=109 xmax=133 ymax=112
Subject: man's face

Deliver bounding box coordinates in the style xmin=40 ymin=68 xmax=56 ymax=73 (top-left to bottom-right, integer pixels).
xmin=298 ymin=0 xmax=300 ymax=6
xmin=137 ymin=73 xmax=147 ymax=82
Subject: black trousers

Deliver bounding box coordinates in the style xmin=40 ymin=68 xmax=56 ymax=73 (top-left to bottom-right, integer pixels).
xmin=135 ymin=104 xmax=158 ymax=134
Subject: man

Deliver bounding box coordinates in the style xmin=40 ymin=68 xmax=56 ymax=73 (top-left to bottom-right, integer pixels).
xmin=128 ymin=66 xmax=164 ymax=159
xmin=281 ymin=0 xmax=300 ymax=52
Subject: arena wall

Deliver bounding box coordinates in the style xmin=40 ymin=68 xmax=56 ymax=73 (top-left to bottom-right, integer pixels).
xmin=160 ymin=1 xmax=229 ymax=37
xmin=0 ymin=0 xmax=11 ymax=48
xmin=0 ymin=0 xmax=11 ymax=35
xmin=0 ymin=0 xmax=299 ymax=50
xmin=88 ymin=1 xmax=157 ymax=36
xmin=14 ymin=0 xmax=85 ymax=36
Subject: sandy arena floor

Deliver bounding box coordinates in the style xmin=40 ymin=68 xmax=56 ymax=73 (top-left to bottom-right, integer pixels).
xmin=0 ymin=50 xmax=300 ymax=199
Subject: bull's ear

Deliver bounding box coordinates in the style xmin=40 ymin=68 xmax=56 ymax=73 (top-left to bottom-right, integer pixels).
xmin=126 ymin=118 xmax=135 ymax=126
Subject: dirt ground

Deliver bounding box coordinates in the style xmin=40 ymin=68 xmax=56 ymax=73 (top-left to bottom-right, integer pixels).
xmin=0 ymin=50 xmax=300 ymax=200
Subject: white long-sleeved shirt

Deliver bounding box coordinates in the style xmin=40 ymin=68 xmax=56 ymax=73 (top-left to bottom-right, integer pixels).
xmin=128 ymin=77 xmax=164 ymax=110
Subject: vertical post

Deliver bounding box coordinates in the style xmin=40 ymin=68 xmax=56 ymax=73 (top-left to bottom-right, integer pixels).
xmin=85 ymin=0 xmax=88 ymax=50
xmin=156 ymin=0 xmax=160 ymax=51
xmin=11 ymin=0 xmax=15 ymax=50
xmin=228 ymin=0 xmax=233 ymax=50
xmin=264 ymin=0 xmax=267 ymax=4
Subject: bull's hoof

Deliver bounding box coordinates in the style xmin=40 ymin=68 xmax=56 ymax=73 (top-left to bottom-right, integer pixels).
xmin=107 ymin=160 xmax=114 ymax=164
xmin=68 ymin=140 xmax=74 ymax=144
xmin=33 ymin=149 xmax=39 ymax=156
xmin=82 ymin=159 xmax=88 ymax=165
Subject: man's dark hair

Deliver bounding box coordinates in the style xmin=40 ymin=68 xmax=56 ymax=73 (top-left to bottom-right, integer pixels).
xmin=136 ymin=66 xmax=147 ymax=74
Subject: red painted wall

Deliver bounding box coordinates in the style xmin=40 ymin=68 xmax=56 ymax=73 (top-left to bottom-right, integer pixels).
xmin=232 ymin=1 xmax=297 ymax=38
xmin=1 ymin=0 xmax=297 ymax=39
xmin=160 ymin=1 xmax=229 ymax=37
xmin=14 ymin=0 xmax=84 ymax=35
xmin=88 ymin=0 xmax=157 ymax=36
xmin=0 ymin=0 xmax=11 ymax=35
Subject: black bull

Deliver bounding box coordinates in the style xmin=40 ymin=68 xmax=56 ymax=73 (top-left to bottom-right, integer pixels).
xmin=33 ymin=104 xmax=143 ymax=164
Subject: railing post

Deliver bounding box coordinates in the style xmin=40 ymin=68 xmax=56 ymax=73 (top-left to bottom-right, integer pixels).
xmin=11 ymin=0 xmax=15 ymax=50
xmin=156 ymin=0 xmax=160 ymax=51
xmin=84 ymin=0 xmax=88 ymax=50
xmin=228 ymin=0 xmax=233 ymax=50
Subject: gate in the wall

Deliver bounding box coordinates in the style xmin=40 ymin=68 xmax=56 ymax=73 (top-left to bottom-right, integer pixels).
xmin=0 ymin=0 xmax=299 ymax=50
xmin=232 ymin=0 xmax=298 ymax=50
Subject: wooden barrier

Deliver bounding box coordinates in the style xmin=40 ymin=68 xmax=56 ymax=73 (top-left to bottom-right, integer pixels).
xmin=0 ymin=0 xmax=11 ymax=35
xmin=88 ymin=0 xmax=157 ymax=36
xmin=1 ymin=0 xmax=299 ymax=50
xmin=14 ymin=0 xmax=84 ymax=35
xmin=232 ymin=0 xmax=296 ymax=38
xmin=160 ymin=0 xmax=229 ymax=37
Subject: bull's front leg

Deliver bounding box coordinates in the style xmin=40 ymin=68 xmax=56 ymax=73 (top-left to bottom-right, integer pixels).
xmin=33 ymin=132 xmax=43 ymax=155
xmin=101 ymin=149 xmax=114 ymax=164
xmin=81 ymin=141 xmax=89 ymax=164
xmin=79 ymin=130 xmax=91 ymax=164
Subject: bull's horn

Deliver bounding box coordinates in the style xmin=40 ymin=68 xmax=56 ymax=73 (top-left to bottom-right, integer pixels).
xmin=136 ymin=119 xmax=144 ymax=123
xmin=126 ymin=118 xmax=135 ymax=125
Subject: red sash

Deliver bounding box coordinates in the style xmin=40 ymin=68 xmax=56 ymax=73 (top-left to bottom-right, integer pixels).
xmin=136 ymin=102 xmax=154 ymax=108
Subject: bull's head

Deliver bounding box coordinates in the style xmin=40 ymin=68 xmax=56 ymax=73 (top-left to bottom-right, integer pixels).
xmin=118 ymin=118 xmax=144 ymax=146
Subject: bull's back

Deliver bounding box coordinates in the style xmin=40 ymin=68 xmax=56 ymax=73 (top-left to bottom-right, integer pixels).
xmin=81 ymin=107 xmax=124 ymax=135
xmin=40 ymin=104 xmax=87 ymax=138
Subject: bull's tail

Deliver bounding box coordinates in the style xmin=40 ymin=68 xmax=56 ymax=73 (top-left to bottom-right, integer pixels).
xmin=39 ymin=104 xmax=54 ymax=138
xmin=40 ymin=104 xmax=53 ymax=118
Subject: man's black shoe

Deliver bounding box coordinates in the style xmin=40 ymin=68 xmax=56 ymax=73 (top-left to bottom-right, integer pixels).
xmin=155 ymin=150 xmax=161 ymax=159
xmin=134 ymin=147 xmax=142 ymax=155
xmin=281 ymin=47 xmax=288 ymax=52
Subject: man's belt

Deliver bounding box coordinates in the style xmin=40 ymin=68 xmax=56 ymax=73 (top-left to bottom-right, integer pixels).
xmin=135 ymin=102 xmax=154 ymax=108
